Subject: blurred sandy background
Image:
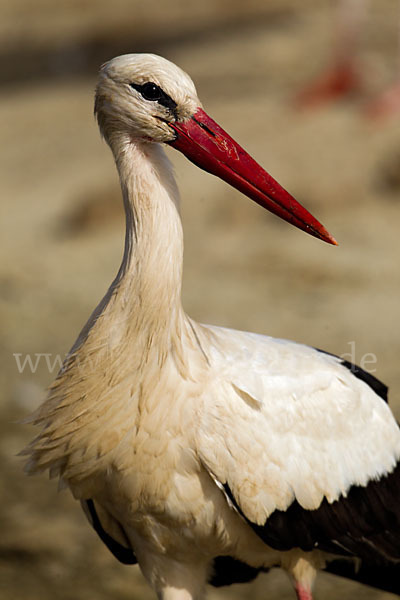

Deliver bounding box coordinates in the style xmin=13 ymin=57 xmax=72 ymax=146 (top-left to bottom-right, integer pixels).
xmin=2 ymin=0 xmax=400 ymax=598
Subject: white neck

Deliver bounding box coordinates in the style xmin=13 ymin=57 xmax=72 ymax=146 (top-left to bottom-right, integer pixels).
xmin=115 ymin=136 xmax=184 ymax=315
xmin=72 ymin=136 xmax=187 ymax=366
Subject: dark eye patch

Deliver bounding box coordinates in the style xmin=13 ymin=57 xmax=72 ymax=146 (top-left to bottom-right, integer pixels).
xmin=137 ymin=82 xmax=163 ymax=101
xmin=130 ymin=82 xmax=178 ymax=119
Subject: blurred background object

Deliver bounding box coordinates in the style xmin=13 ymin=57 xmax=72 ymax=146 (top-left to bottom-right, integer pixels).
xmin=1 ymin=1 xmax=400 ymax=599
xmin=295 ymin=0 xmax=366 ymax=107
xmin=295 ymin=0 xmax=400 ymax=119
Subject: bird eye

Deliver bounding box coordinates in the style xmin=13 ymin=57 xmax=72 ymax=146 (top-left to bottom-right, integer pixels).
xmin=129 ymin=82 xmax=178 ymax=119
xmin=133 ymin=82 xmax=163 ymax=101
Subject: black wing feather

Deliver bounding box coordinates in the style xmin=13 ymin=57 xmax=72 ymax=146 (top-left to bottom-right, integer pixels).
xmin=249 ymin=462 xmax=400 ymax=558
xmin=209 ymin=556 xmax=268 ymax=587
xmin=82 ymin=499 xmax=137 ymax=565
xmin=223 ymin=460 xmax=400 ymax=594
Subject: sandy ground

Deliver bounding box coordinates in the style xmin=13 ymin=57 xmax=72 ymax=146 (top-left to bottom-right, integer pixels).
xmin=2 ymin=1 xmax=400 ymax=598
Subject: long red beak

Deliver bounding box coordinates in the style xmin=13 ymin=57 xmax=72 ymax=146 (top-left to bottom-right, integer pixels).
xmin=168 ymin=108 xmax=337 ymax=245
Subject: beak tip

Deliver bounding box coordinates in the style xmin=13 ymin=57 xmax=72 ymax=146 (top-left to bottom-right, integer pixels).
xmin=324 ymin=232 xmax=339 ymax=246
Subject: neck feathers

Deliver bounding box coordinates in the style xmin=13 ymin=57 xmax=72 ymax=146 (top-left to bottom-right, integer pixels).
xmin=61 ymin=138 xmax=190 ymax=400
xmin=24 ymin=138 xmax=194 ymax=482
xmin=72 ymin=138 xmax=186 ymax=356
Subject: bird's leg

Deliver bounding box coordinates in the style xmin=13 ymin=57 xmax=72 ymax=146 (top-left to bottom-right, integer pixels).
xmin=294 ymin=582 xmax=313 ymax=600
xmin=284 ymin=554 xmax=317 ymax=600
xmin=156 ymin=580 xmax=206 ymax=600
xmin=158 ymin=587 xmax=199 ymax=600
xmin=138 ymin=550 xmax=208 ymax=600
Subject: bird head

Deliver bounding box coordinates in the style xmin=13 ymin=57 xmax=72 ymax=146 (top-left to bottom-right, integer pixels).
xmin=95 ymin=53 xmax=337 ymax=245
xmin=95 ymin=53 xmax=199 ymax=144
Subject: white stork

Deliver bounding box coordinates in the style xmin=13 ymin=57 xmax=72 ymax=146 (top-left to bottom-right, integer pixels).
xmin=23 ymin=54 xmax=400 ymax=600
